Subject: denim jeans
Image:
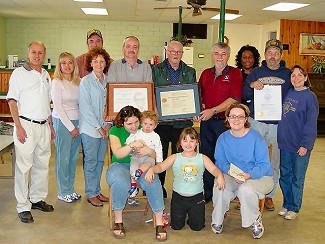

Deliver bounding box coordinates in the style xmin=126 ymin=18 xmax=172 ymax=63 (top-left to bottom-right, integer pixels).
xmin=279 ymin=149 xmax=311 ymax=213
xmin=249 ymin=118 xmax=279 ymax=198
xmin=53 ymin=118 xmax=81 ymax=196
xmin=81 ymin=133 xmax=107 ymax=198
xmin=106 ymin=163 xmax=165 ymax=212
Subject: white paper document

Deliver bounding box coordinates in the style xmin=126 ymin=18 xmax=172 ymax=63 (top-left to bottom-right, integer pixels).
xmin=229 ymin=163 xmax=245 ymax=182
xmin=254 ymin=85 xmax=282 ymax=121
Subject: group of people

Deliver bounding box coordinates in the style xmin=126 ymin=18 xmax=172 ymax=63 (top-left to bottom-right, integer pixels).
xmin=6 ymin=27 xmax=318 ymax=242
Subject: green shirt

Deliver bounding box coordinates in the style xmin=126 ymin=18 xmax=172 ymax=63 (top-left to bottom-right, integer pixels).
xmin=109 ymin=126 xmax=131 ymax=163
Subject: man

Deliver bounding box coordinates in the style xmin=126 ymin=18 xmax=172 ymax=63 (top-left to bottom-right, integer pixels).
xmin=108 ymin=36 xmax=152 ymax=82
xmin=242 ymin=39 xmax=292 ymax=211
xmin=7 ymin=41 xmax=54 ymax=223
xmin=152 ymin=40 xmax=196 ymax=198
xmin=196 ymin=42 xmax=242 ymax=203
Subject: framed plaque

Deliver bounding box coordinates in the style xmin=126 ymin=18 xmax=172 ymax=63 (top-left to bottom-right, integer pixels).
xmin=155 ymin=83 xmax=201 ymax=121
xmin=106 ymin=82 xmax=154 ymax=118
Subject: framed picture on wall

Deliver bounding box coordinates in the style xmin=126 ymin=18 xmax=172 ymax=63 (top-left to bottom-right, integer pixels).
xmin=299 ymin=33 xmax=325 ymax=56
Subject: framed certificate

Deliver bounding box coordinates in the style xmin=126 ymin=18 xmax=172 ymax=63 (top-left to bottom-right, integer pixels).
xmin=155 ymin=83 xmax=201 ymax=121
xmin=106 ymin=82 xmax=154 ymax=118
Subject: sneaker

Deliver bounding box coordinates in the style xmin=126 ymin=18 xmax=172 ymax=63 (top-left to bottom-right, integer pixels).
xmin=285 ymin=211 xmax=297 ymax=220
xmin=278 ymin=208 xmax=288 ymax=216
xmin=31 ymin=201 xmax=54 ymax=212
xmin=251 ymin=215 xmax=264 ymax=239
xmin=132 ymin=169 xmax=143 ymax=181
xmin=71 ymin=192 xmax=81 ymax=200
xmin=128 ymin=186 xmax=139 ymax=198
xmin=264 ymin=197 xmax=275 ymax=211
xmin=211 ymin=223 xmax=223 ymax=234
xmin=127 ymin=198 xmax=140 ymax=205
xmin=58 ymin=195 xmax=75 ymax=203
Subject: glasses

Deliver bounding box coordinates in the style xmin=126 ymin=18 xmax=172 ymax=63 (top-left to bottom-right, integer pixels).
xmin=168 ymin=50 xmax=184 ymax=55
xmin=228 ymin=115 xmax=246 ymax=120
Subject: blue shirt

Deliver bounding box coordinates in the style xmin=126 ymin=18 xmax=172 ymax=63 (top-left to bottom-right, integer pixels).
xmin=79 ymin=71 xmax=108 ymax=138
xmin=166 ymin=59 xmax=181 ymax=85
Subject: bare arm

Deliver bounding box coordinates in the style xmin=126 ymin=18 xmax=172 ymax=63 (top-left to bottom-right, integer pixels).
xmin=145 ymin=154 xmax=177 ymax=183
xmin=109 ymin=134 xmax=133 ymax=159
xmin=8 ymin=99 xmax=27 ymax=144
xmin=202 ymin=155 xmax=226 ymax=190
xmin=198 ymin=97 xmax=237 ymax=121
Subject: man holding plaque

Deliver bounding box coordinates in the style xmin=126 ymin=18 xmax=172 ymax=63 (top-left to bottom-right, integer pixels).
xmin=152 ymin=40 xmax=196 ymax=198
xmin=196 ymin=42 xmax=242 ymax=203
xmin=242 ymin=39 xmax=292 ymax=211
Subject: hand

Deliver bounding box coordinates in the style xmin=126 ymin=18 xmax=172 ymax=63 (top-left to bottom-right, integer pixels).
xmin=198 ymin=108 xmax=214 ymax=121
xmin=135 ymin=145 xmax=151 ymax=158
xmin=297 ymin=147 xmax=307 ymax=156
xmin=50 ymin=127 xmax=56 ymax=140
xmin=70 ymin=127 xmax=79 ymax=138
xmin=215 ymin=176 xmax=226 ymax=190
xmin=145 ymin=168 xmax=154 ymax=183
xmin=16 ymin=126 xmax=27 ymax=144
xmin=192 ymin=116 xmax=201 ymax=122
xmin=98 ymin=127 xmax=108 ymax=139
xmin=250 ymin=80 xmax=264 ymax=90
xmin=133 ymin=139 xmax=145 ymax=148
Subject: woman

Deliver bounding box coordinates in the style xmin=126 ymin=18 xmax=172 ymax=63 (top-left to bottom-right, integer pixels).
xmin=277 ymin=65 xmax=319 ymax=220
xmin=51 ymin=51 xmax=81 ymax=203
xmin=79 ymin=48 xmax=111 ymax=207
xmin=106 ymin=105 xmax=167 ymax=241
xmin=211 ymin=103 xmax=273 ymax=239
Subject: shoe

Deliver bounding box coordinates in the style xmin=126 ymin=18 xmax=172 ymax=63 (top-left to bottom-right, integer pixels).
xmin=251 ymin=215 xmax=264 ymax=239
xmin=127 ymin=198 xmax=139 ymax=205
xmin=211 ymin=223 xmax=223 ymax=234
xmin=133 ymin=169 xmax=143 ymax=180
xmin=264 ymin=197 xmax=275 ymax=211
xmin=113 ymin=223 xmax=126 ymax=239
xmin=58 ymin=195 xmax=75 ymax=203
xmin=128 ymin=186 xmax=139 ymax=198
xmin=156 ymin=225 xmax=167 ymax=242
xmin=285 ymin=211 xmax=297 ymax=220
xmin=278 ymin=207 xmax=288 ymax=216
xmin=97 ymin=193 xmax=109 ymax=202
xmin=71 ymin=192 xmax=81 ymax=200
xmin=18 ymin=211 xmax=34 ymax=223
xmin=31 ymin=201 xmax=54 ymax=212
xmin=87 ymin=196 xmax=103 ymax=207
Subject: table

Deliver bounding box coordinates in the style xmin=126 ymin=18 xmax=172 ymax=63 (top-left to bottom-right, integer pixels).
xmin=0 ymin=135 xmax=15 ymax=179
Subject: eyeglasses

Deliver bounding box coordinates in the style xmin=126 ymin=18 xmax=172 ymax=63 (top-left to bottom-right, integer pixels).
xmin=228 ymin=115 xmax=246 ymax=120
xmin=168 ymin=50 xmax=184 ymax=55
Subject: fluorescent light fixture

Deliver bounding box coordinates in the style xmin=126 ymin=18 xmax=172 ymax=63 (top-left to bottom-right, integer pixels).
xmin=74 ymin=0 xmax=103 ymax=2
xmin=81 ymin=8 xmax=108 ymax=15
xmin=263 ymin=3 xmax=310 ymax=11
xmin=211 ymin=14 xmax=242 ymax=20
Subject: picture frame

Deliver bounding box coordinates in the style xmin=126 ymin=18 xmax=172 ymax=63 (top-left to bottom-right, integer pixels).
xmin=155 ymin=83 xmax=201 ymax=121
xmin=106 ymin=82 xmax=154 ymax=119
xmin=299 ymin=33 xmax=325 ymax=56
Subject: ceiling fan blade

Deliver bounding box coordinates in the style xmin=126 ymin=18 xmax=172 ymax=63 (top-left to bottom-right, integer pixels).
xmin=202 ymin=7 xmax=239 ymax=15
xmin=154 ymin=7 xmax=192 ymax=10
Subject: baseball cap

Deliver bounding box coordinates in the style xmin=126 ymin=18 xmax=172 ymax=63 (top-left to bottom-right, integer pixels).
xmin=87 ymin=29 xmax=103 ymax=40
xmin=265 ymin=39 xmax=283 ymax=52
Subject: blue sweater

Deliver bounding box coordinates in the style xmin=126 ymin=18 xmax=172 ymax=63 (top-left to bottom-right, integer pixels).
xmin=242 ymin=60 xmax=292 ymax=124
xmin=215 ymin=129 xmax=273 ymax=179
xmin=277 ymin=88 xmax=319 ymax=152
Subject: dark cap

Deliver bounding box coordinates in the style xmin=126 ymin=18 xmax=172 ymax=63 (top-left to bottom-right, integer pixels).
xmin=87 ymin=29 xmax=103 ymax=40
xmin=265 ymin=39 xmax=283 ymax=52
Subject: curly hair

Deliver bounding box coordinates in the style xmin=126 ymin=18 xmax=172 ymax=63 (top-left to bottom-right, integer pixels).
xmin=235 ymin=45 xmax=260 ymax=69
xmin=85 ymin=47 xmax=111 ymax=74
xmin=114 ymin=105 xmax=141 ymax=128
xmin=140 ymin=110 xmax=158 ymax=125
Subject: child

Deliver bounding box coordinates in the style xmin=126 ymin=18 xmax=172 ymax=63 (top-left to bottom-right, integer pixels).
xmin=145 ymin=127 xmax=225 ymax=231
xmin=126 ymin=110 xmax=163 ymax=198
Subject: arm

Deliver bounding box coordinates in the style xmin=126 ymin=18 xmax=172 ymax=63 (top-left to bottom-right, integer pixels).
xmin=8 ymin=99 xmax=27 ymax=144
xmin=109 ymin=134 xmax=133 ymax=159
xmin=48 ymin=115 xmax=56 ymax=140
xmin=202 ymin=155 xmax=225 ymax=190
xmin=145 ymin=154 xmax=177 ymax=183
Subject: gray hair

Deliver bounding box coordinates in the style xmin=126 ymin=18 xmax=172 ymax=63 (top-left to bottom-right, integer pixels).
xmin=167 ymin=40 xmax=183 ymax=50
xmin=211 ymin=42 xmax=230 ymax=55
xmin=27 ymin=41 xmax=46 ymax=52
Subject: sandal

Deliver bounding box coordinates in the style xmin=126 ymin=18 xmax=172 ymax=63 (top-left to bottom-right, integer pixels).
xmin=156 ymin=225 xmax=167 ymax=242
xmin=113 ymin=223 xmax=126 ymax=239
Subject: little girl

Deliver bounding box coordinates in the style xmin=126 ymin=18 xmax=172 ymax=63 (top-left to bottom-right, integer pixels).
xmin=145 ymin=127 xmax=225 ymax=231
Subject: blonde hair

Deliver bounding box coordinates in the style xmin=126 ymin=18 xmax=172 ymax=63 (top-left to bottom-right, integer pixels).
xmin=53 ymin=52 xmax=80 ymax=86
xmin=140 ymin=110 xmax=158 ymax=125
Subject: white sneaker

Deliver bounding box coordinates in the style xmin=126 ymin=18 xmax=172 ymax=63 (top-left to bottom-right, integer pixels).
xmin=285 ymin=211 xmax=297 ymax=220
xmin=211 ymin=223 xmax=223 ymax=234
xmin=71 ymin=192 xmax=81 ymax=200
xmin=127 ymin=198 xmax=139 ymax=205
xmin=58 ymin=195 xmax=75 ymax=203
xmin=278 ymin=208 xmax=288 ymax=216
xmin=252 ymin=215 xmax=264 ymax=239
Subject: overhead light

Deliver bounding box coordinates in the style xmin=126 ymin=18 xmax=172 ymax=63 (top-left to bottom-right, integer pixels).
xmin=211 ymin=14 xmax=242 ymax=21
xmin=81 ymin=8 xmax=108 ymax=15
xmin=263 ymin=3 xmax=310 ymax=11
xmin=74 ymin=0 xmax=103 ymax=2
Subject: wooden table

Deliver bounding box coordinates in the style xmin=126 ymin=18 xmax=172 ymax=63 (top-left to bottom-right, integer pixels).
xmin=0 ymin=135 xmax=15 ymax=179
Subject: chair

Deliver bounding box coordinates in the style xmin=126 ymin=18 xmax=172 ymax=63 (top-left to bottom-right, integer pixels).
xmin=107 ymin=141 xmax=154 ymax=230
xmin=226 ymin=144 xmax=272 ymax=217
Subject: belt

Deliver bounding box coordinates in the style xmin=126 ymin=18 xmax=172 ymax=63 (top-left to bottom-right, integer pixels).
xmin=19 ymin=116 xmax=47 ymax=125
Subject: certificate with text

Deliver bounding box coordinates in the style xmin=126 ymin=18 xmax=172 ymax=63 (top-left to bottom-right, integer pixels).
xmin=254 ymin=85 xmax=282 ymax=121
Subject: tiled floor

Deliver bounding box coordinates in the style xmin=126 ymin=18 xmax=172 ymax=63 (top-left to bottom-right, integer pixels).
xmin=0 ymin=138 xmax=324 ymax=243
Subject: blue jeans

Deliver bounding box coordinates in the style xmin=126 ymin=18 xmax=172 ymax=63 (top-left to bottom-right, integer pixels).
xmin=81 ymin=133 xmax=107 ymax=198
xmin=106 ymin=163 xmax=165 ymax=212
xmin=53 ymin=118 xmax=81 ymax=196
xmin=279 ymin=149 xmax=310 ymax=213
xmin=249 ymin=118 xmax=279 ymax=198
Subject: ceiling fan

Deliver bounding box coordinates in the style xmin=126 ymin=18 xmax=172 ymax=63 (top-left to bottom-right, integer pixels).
xmin=154 ymin=0 xmax=239 ymax=17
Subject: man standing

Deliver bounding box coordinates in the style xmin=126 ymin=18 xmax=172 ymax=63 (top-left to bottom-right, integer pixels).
xmin=7 ymin=41 xmax=54 ymax=223
xmin=108 ymin=36 xmax=152 ymax=82
xmin=242 ymin=39 xmax=292 ymax=211
xmin=152 ymin=40 xmax=196 ymax=198
xmin=196 ymin=42 xmax=242 ymax=203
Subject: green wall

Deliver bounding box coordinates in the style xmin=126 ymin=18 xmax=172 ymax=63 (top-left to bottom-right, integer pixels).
xmin=0 ymin=16 xmax=7 ymax=66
